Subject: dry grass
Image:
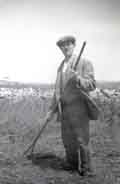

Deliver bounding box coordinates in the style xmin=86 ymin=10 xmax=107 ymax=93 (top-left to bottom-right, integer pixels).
xmin=0 ymin=88 xmax=119 ymax=183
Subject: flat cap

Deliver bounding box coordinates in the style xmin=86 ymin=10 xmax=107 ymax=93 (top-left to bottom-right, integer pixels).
xmin=56 ymin=35 xmax=76 ymax=47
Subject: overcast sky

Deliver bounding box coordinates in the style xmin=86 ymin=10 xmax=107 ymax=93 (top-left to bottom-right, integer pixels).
xmin=0 ymin=0 xmax=120 ymax=83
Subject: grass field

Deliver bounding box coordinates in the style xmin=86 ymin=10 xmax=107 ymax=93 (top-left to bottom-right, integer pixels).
xmin=0 ymin=86 xmax=120 ymax=183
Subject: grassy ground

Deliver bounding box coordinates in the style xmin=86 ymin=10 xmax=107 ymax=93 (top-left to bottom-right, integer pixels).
xmin=0 ymin=96 xmax=119 ymax=184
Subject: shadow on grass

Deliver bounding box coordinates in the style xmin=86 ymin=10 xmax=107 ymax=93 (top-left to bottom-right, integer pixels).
xmin=27 ymin=152 xmax=68 ymax=171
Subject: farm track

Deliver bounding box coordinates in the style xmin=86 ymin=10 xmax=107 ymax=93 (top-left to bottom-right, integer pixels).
xmin=0 ymin=94 xmax=119 ymax=183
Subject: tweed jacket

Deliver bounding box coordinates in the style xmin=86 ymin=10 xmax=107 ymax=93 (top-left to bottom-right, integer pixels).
xmin=50 ymin=54 xmax=96 ymax=113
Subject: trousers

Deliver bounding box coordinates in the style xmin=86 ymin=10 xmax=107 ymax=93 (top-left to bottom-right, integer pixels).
xmin=61 ymin=99 xmax=92 ymax=171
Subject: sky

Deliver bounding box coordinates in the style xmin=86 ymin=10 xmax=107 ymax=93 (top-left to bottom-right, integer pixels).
xmin=0 ymin=0 xmax=120 ymax=83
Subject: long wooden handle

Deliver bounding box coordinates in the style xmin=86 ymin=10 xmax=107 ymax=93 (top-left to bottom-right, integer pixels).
xmin=73 ymin=41 xmax=86 ymax=71
xmin=23 ymin=119 xmax=50 ymax=156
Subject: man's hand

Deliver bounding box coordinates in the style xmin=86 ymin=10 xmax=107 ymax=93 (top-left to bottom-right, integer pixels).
xmin=69 ymin=68 xmax=76 ymax=78
xmin=69 ymin=68 xmax=87 ymax=89
xmin=45 ymin=110 xmax=58 ymax=124
xmin=45 ymin=110 xmax=53 ymax=122
xmin=69 ymin=68 xmax=80 ymax=83
xmin=56 ymin=94 xmax=61 ymax=104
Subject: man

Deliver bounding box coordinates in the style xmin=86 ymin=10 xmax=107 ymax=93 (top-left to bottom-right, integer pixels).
xmin=46 ymin=35 xmax=96 ymax=176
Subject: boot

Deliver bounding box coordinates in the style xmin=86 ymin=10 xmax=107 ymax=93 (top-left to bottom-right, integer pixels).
xmin=80 ymin=168 xmax=96 ymax=177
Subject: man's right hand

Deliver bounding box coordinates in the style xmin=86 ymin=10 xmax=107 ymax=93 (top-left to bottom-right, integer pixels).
xmin=56 ymin=94 xmax=61 ymax=105
xmin=45 ymin=110 xmax=53 ymax=122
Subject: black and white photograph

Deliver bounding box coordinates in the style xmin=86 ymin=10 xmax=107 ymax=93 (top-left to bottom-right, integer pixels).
xmin=0 ymin=0 xmax=120 ymax=183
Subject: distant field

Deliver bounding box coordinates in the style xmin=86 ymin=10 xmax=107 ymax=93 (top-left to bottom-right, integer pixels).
xmin=0 ymin=80 xmax=120 ymax=90
xmin=97 ymin=81 xmax=120 ymax=90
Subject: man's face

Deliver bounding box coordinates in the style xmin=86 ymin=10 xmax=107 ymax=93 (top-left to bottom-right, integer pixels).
xmin=60 ymin=41 xmax=75 ymax=57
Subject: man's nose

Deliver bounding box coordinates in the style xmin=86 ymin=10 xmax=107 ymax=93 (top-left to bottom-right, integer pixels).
xmin=64 ymin=45 xmax=69 ymax=49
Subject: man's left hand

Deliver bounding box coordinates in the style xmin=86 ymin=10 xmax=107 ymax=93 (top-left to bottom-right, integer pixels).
xmin=69 ymin=69 xmax=79 ymax=82
xmin=69 ymin=68 xmax=77 ymax=79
